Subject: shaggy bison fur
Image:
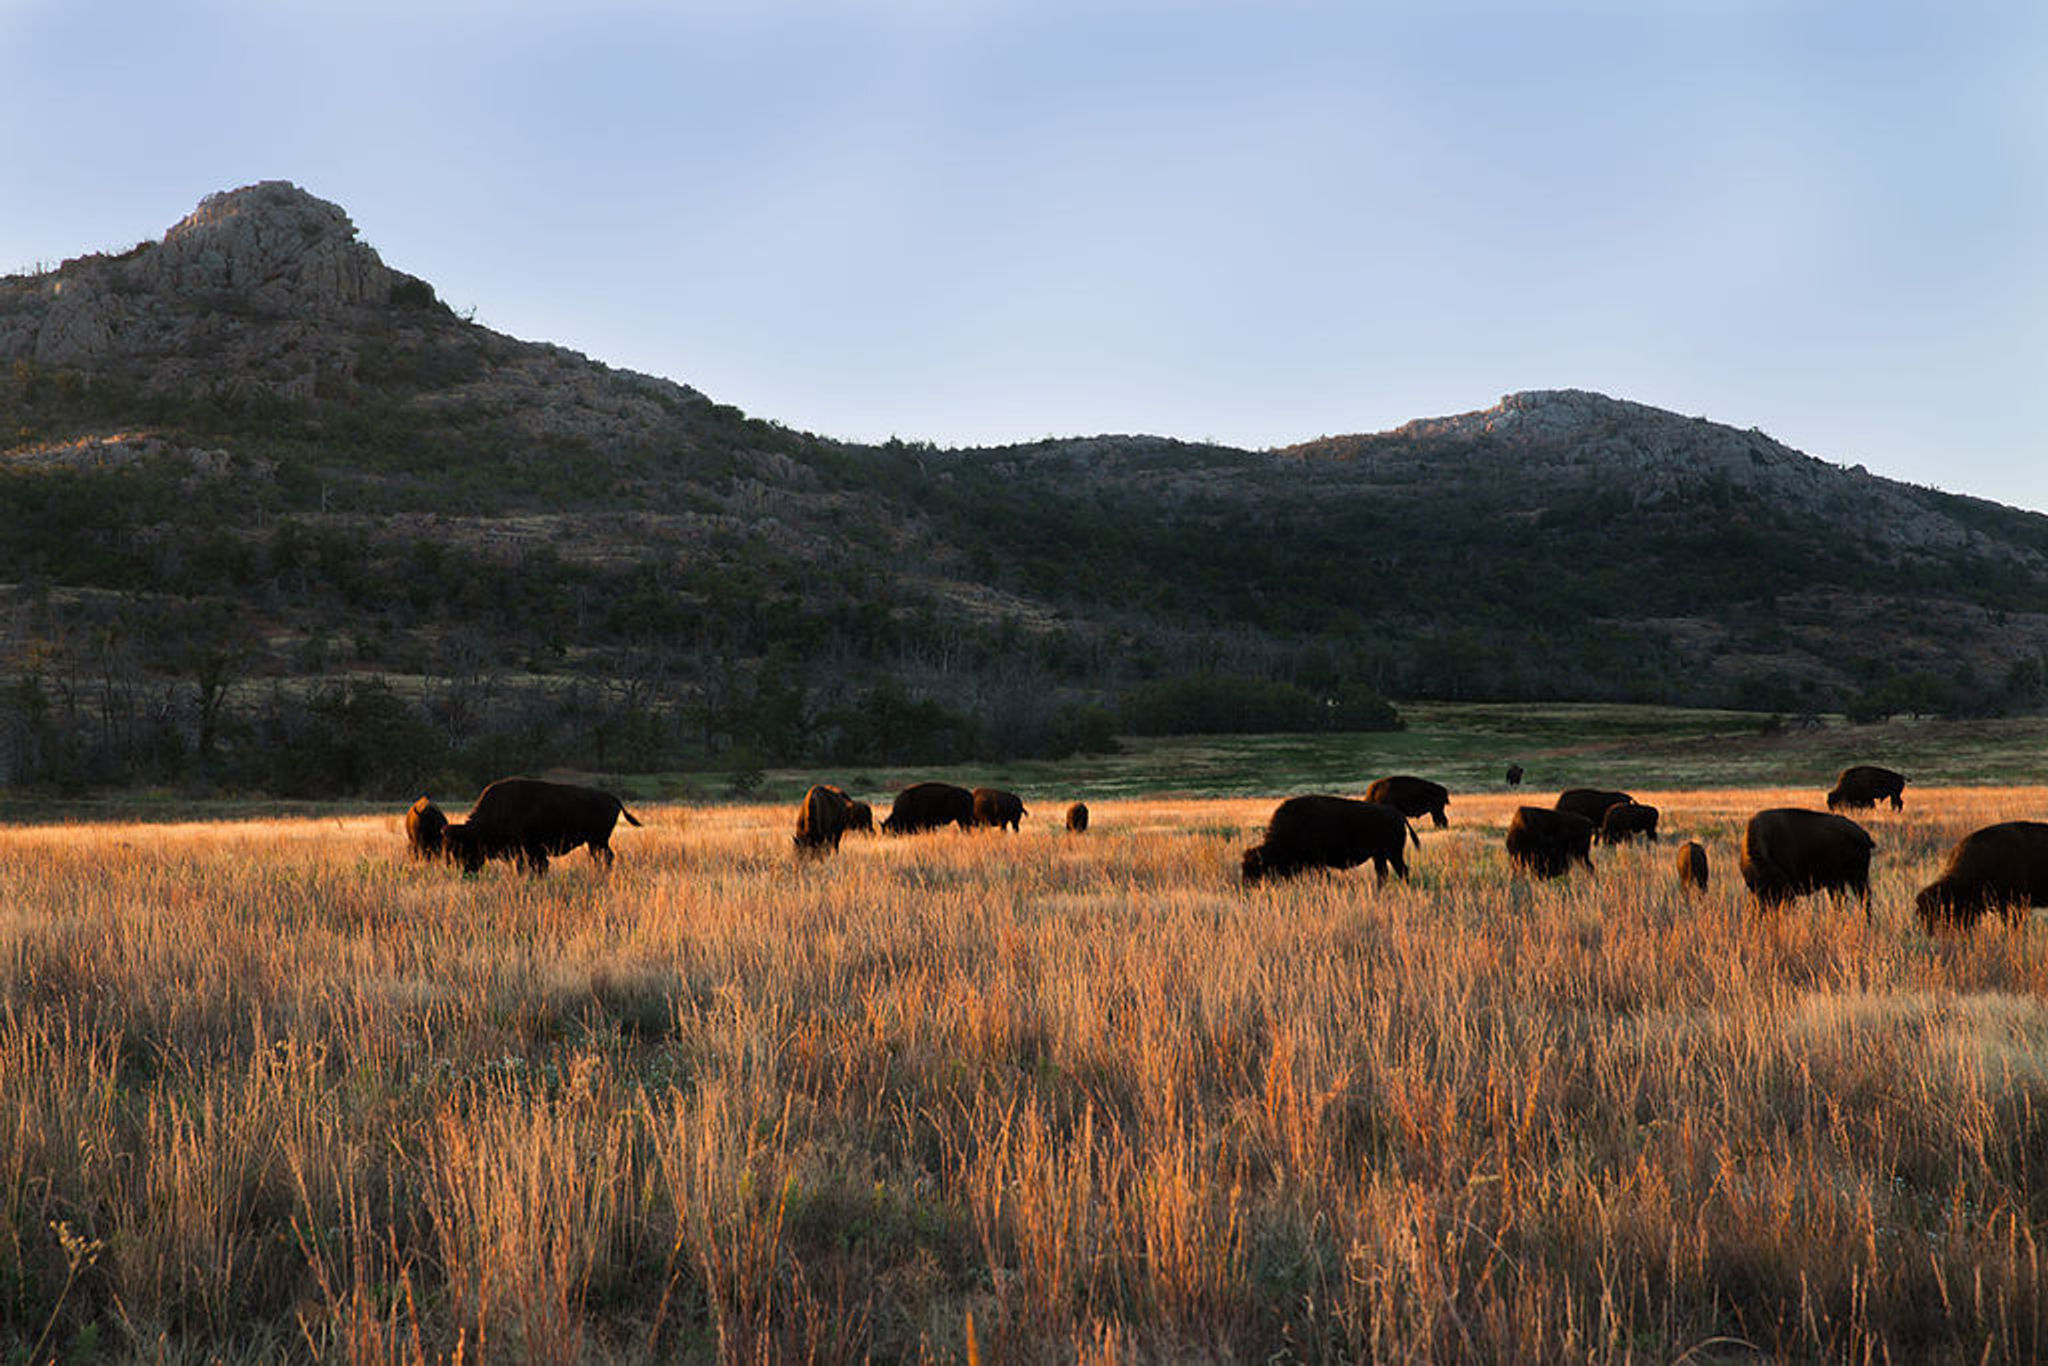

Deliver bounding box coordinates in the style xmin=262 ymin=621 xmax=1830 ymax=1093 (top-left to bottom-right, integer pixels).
xmin=441 ymin=777 xmax=642 ymax=876
xmin=404 ymin=796 xmax=448 ymax=861
xmin=1914 ymin=821 xmax=2048 ymax=932
xmin=1676 ymin=840 xmax=1709 ymax=894
xmin=972 ymin=787 xmax=1027 ymax=832
xmin=1599 ymin=801 xmax=1661 ymax=845
xmin=881 ymin=781 xmax=976 ymax=835
xmin=1364 ymin=775 xmax=1451 ymax=828
xmin=1555 ymin=788 xmax=1633 ymax=826
xmin=1506 ymin=806 xmax=1596 ymax=879
xmin=1827 ymin=765 xmax=1906 ymax=812
xmin=1066 ymin=802 xmax=1089 ymax=833
xmin=1740 ymin=808 xmax=1875 ymax=916
xmin=1241 ymin=795 xmax=1417 ymax=886
xmin=794 ymin=784 xmax=856 ymax=855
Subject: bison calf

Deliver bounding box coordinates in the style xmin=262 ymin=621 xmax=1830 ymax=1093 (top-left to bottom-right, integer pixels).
xmin=1242 ymin=795 xmax=1417 ymax=886
xmin=1364 ymin=775 xmax=1450 ymax=829
xmin=1066 ymin=801 xmax=1089 ymax=833
xmin=1914 ymin=821 xmax=2048 ymax=932
xmin=1506 ymin=806 xmax=1596 ymax=879
xmin=1676 ymin=840 xmax=1709 ymax=894
xmin=441 ymin=777 xmax=643 ymax=876
xmin=1740 ymin=808 xmax=1874 ymax=917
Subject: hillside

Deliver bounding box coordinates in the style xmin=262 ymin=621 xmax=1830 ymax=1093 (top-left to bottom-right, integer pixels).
xmin=3 ymin=181 xmax=2046 ymax=792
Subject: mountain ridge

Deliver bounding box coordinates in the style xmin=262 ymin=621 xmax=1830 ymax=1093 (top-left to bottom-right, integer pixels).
xmin=2 ymin=182 xmax=2044 ymax=791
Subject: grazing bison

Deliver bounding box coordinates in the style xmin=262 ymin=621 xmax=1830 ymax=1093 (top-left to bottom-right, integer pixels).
xmin=1364 ymin=775 xmax=1451 ymax=828
xmin=1555 ymin=788 xmax=1633 ymax=826
xmin=881 ymin=781 xmax=977 ymax=835
xmin=1676 ymin=840 xmax=1709 ymax=894
xmin=1505 ymin=806 xmax=1597 ymax=879
xmin=1914 ymin=821 xmax=2048 ymax=932
xmin=404 ymin=796 xmax=448 ymax=860
xmin=1241 ymin=795 xmax=1417 ymax=886
xmin=1739 ymin=808 xmax=1875 ymax=917
xmin=972 ymin=787 xmax=1027 ymax=832
xmin=1827 ymin=765 xmax=1907 ymax=812
xmin=794 ymin=784 xmax=856 ymax=855
xmin=1066 ymin=801 xmax=1089 ymax=833
xmin=441 ymin=777 xmax=642 ymax=876
xmin=845 ymin=799 xmax=874 ymax=834
xmin=1599 ymin=801 xmax=1661 ymax=845
xmin=1505 ymin=764 xmax=1524 ymax=787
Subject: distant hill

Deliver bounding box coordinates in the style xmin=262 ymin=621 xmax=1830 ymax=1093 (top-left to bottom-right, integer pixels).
xmin=3 ymin=181 xmax=2045 ymax=793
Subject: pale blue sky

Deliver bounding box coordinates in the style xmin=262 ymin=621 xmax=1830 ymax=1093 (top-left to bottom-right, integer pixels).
xmin=4 ymin=2 xmax=2045 ymax=508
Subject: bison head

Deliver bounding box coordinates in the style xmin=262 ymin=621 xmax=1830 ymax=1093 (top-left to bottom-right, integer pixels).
xmin=441 ymin=822 xmax=485 ymax=874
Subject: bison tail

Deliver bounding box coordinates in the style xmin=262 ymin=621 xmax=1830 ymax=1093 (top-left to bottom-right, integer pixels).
xmin=1406 ymin=822 xmax=1419 ymax=849
xmin=619 ymin=805 xmax=644 ymax=827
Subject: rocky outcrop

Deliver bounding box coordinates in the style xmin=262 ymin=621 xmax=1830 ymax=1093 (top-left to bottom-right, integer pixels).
xmin=0 ymin=180 xmax=399 ymax=386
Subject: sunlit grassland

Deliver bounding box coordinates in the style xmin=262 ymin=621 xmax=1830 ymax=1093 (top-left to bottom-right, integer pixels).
xmin=5 ymin=788 xmax=2048 ymax=1360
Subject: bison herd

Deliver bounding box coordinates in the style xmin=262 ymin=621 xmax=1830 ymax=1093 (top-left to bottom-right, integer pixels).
xmin=396 ymin=761 xmax=2043 ymax=934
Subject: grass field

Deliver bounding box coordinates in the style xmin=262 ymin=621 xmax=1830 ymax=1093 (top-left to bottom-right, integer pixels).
xmin=5 ymin=782 xmax=2048 ymax=1361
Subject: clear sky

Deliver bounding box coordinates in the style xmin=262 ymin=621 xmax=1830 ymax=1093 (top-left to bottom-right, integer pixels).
xmin=4 ymin=2 xmax=2044 ymax=509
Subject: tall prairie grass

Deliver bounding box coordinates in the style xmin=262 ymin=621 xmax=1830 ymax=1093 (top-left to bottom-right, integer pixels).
xmin=3 ymin=789 xmax=2047 ymax=1360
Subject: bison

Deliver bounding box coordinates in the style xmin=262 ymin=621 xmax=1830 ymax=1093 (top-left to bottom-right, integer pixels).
xmin=1599 ymin=801 xmax=1661 ymax=845
xmin=1555 ymin=788 xmax=1633 ymax=826
xmin=1827 ymin=765 xmax=1906 ymax=812
xmin=1506 ymin=806 xmax=1596 ymax=879
xmin=880 ymin=781 xmax=976 ymax=835
xmin=404 ymin=796 xmax=448 ymax=861
xmin=1066 ymin=801 xmax=1089 ymax=833
xmin=1739 ymin=808 xmax=1875 ymax=917
xmin=1914 ymin=821 xmax=2048 ymax=932
xmin=794 ymin=784 xmax=856 ymax=855
xmin=1364 ymin=775 xmax=1451 ymax=828
xmin=845 ymin=799 xmax=874 ymax=834
xmin=1505 ymin=763 xmax=1524 ymax=787
xmin=440 ymin=777 xmax=643 ymax=876
xmin=972 ymin=787 xmax=1027 ymax=832
xmin=1676 ymin=840 xmax=1709 ymax=894
xmin=1241 ymin=795 xmax=1417 ymax=886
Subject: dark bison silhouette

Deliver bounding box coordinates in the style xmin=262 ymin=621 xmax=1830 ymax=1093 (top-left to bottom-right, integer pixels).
xmin=845 ymin=799 xmax=874 ymax=834
xmin=1739 ymin=808 xmax=1874 ymax=916
xmin=881 ymin=781 xmax=977 ymax=835
xmin=1364 ymin=775 xmax=1451 ymax=828
xmin=972 ymin=787 xmax=1027 ymax=832
xmin=441 ymin=777 xmax=643 ymax=876
xmin=1827 ymin=765 xmax=1906 ymax=812
xmin=1505 ymin=764 xmax=1524 ymax=787
xmin=1066 ymin=801 xmax=1089 ymax=833
xmin=1599 ymin=801 xmax=1661 ymax=845
xmin=1676 ymin=840 xmax=1709 ymax=894
xmin=1241 ymin=795 xmax=1417 ymax=886
xmin=794 ymin=784 xmax=856 ymax=855
xmin=404 ymin=796 xmax=448 ymax=860
xmin=1914 ymin=821 xmax=2048 ymax=932
xmin=1506 ymin=806 xmax=1596 ymax=879
xmin=1555 ymin=788 xmax=1633 ymax=826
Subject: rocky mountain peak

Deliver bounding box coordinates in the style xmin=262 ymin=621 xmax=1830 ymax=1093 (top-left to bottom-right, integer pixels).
xmin=150 ymin=180 xmax=393 ymax=310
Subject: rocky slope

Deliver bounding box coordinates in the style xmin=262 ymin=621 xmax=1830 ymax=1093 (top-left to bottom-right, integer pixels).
xmin=3 ymin=182 xmax=2046 ymax=788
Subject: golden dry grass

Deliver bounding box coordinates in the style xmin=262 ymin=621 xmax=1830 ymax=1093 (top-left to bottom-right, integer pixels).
xmin=3 ymin=788 xmax=2047 ymax=1361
